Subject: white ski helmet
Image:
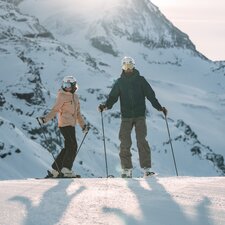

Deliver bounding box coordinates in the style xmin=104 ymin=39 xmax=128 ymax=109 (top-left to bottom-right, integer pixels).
xmin=121 ymin=56 xmax=135 ymax=70
xmin=62 ymin=75 xmax=77 ymax=92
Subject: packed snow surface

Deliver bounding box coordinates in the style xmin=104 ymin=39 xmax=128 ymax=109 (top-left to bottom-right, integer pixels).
xmin=0 ymin=176 xmax=224 ymax=225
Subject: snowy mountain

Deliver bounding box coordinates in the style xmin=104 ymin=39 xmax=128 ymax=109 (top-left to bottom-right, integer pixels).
xmin=0 ymin=0 xmax=225 ymax=179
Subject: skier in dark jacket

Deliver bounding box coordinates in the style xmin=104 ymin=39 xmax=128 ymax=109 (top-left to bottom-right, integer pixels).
xmin=98 ymin=56 xmax=167 ymax=178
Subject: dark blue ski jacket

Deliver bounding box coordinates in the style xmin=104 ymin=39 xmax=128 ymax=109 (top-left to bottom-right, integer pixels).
xmin=105 ymin=69 xmax=162 ymax=118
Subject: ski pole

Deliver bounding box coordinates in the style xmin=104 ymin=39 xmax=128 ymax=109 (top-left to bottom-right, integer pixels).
xmin=36 ymin=118 xmax=61 ymax=174
xmin=100 ymin=111 xmax=109 ymax=178
xmin=76 ymin=126 xmax=90 ymax=156
xmin=164 ymin=115 xmax=179 ymax=176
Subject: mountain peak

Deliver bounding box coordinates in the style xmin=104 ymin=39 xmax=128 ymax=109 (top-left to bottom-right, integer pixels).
xmin=86 ymin=0 xmax=197 ymax=56
xmin=19 ymin=0 xmax=197 ymax=55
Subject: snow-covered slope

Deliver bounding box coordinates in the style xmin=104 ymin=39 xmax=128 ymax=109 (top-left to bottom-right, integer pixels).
xmin=0 ymin=177 xmax=225 ymax=225
xmin=0 ymin=0 xmax=225 ymax=179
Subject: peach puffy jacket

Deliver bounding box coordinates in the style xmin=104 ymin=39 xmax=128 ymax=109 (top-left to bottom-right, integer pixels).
xmin=44 ymin=89 xmax=85 ymax=128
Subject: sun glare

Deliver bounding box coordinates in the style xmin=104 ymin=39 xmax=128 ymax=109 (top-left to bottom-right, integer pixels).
xmin=69 ymin=0 xmax=119 ymax=9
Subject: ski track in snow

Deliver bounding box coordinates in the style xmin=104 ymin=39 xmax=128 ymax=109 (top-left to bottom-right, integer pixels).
xmin=0 ymin=177 xmax=225 ymax=225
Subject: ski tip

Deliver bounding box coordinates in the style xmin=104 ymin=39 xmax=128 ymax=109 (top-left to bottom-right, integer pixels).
xmin=143 ymin=172 xmax=158 ymax=178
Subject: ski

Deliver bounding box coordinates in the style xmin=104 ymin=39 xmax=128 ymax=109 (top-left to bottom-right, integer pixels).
xmin=34 ymin=175 xmax=81 ymax=179
xmin=44 ymin=175 xmax=81 ymax=179
xmin=143 ymin=172 xmax=157 ymax=178
xmin=38 ymin=170 xmax=81 ymax=179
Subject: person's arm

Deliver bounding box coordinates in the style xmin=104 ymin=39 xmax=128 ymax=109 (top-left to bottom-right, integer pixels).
xmin=105 ymin=80 xmax=120 ymax=109
xmin=98 ymin=80 xmax=120 ymax=112
xmin=76 ymin=97 xmax=85 ymax=129
xmin=142 ymin=77 xmax=168 ymax=116
xmin=142 ymin=77 xmax=162 ymax=110
xmin=44 ymin=92 xmax=64 ymax=123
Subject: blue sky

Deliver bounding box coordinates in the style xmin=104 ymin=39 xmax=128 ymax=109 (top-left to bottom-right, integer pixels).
xmin=151 ymin=0 xmax=225 ymax=61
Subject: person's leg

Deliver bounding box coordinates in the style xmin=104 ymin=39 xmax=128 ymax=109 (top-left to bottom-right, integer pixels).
xmin=119 ymin=118 xmax=134 ymax=170
xmin=52 ymin=148 xmax=66 ymax=172
xmin=135 ymin=117 xmax=151 ymax=169
xmin=59 ymin=126 xmax=77 ymax=170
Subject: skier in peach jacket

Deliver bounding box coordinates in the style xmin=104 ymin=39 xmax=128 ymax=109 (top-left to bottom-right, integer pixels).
xmin=38 ymin=75 xmax=88 ymax=178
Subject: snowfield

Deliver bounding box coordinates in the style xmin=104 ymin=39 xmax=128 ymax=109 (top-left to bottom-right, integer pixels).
xmin=0 ymin=176 xmax=224 ymax=225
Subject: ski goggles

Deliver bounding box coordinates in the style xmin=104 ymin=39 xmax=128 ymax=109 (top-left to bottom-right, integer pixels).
xmin=122 ymin=63 xmax=134 ymax=71
xmin=62 ymin=81 xmax=76 ymax=89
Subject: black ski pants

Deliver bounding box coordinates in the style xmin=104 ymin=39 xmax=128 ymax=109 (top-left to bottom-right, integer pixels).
xmin=52 ymin=126 xmax=77 ymax=171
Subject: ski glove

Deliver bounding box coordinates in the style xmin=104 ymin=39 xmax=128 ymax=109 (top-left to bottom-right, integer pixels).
xmin=160 ymin=107 xmax=168 ymax=117
xmin=37 ymin=117 xmax=46 ymax=125
xmin=82 ymin=124 xmax=90 ymax=133
xmin=98 ymin=104 xmax=107 ymax=112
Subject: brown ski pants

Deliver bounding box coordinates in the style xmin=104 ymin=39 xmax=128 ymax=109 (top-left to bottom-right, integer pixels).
xmin=119 ymin=117 xmax=151 ymax=169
